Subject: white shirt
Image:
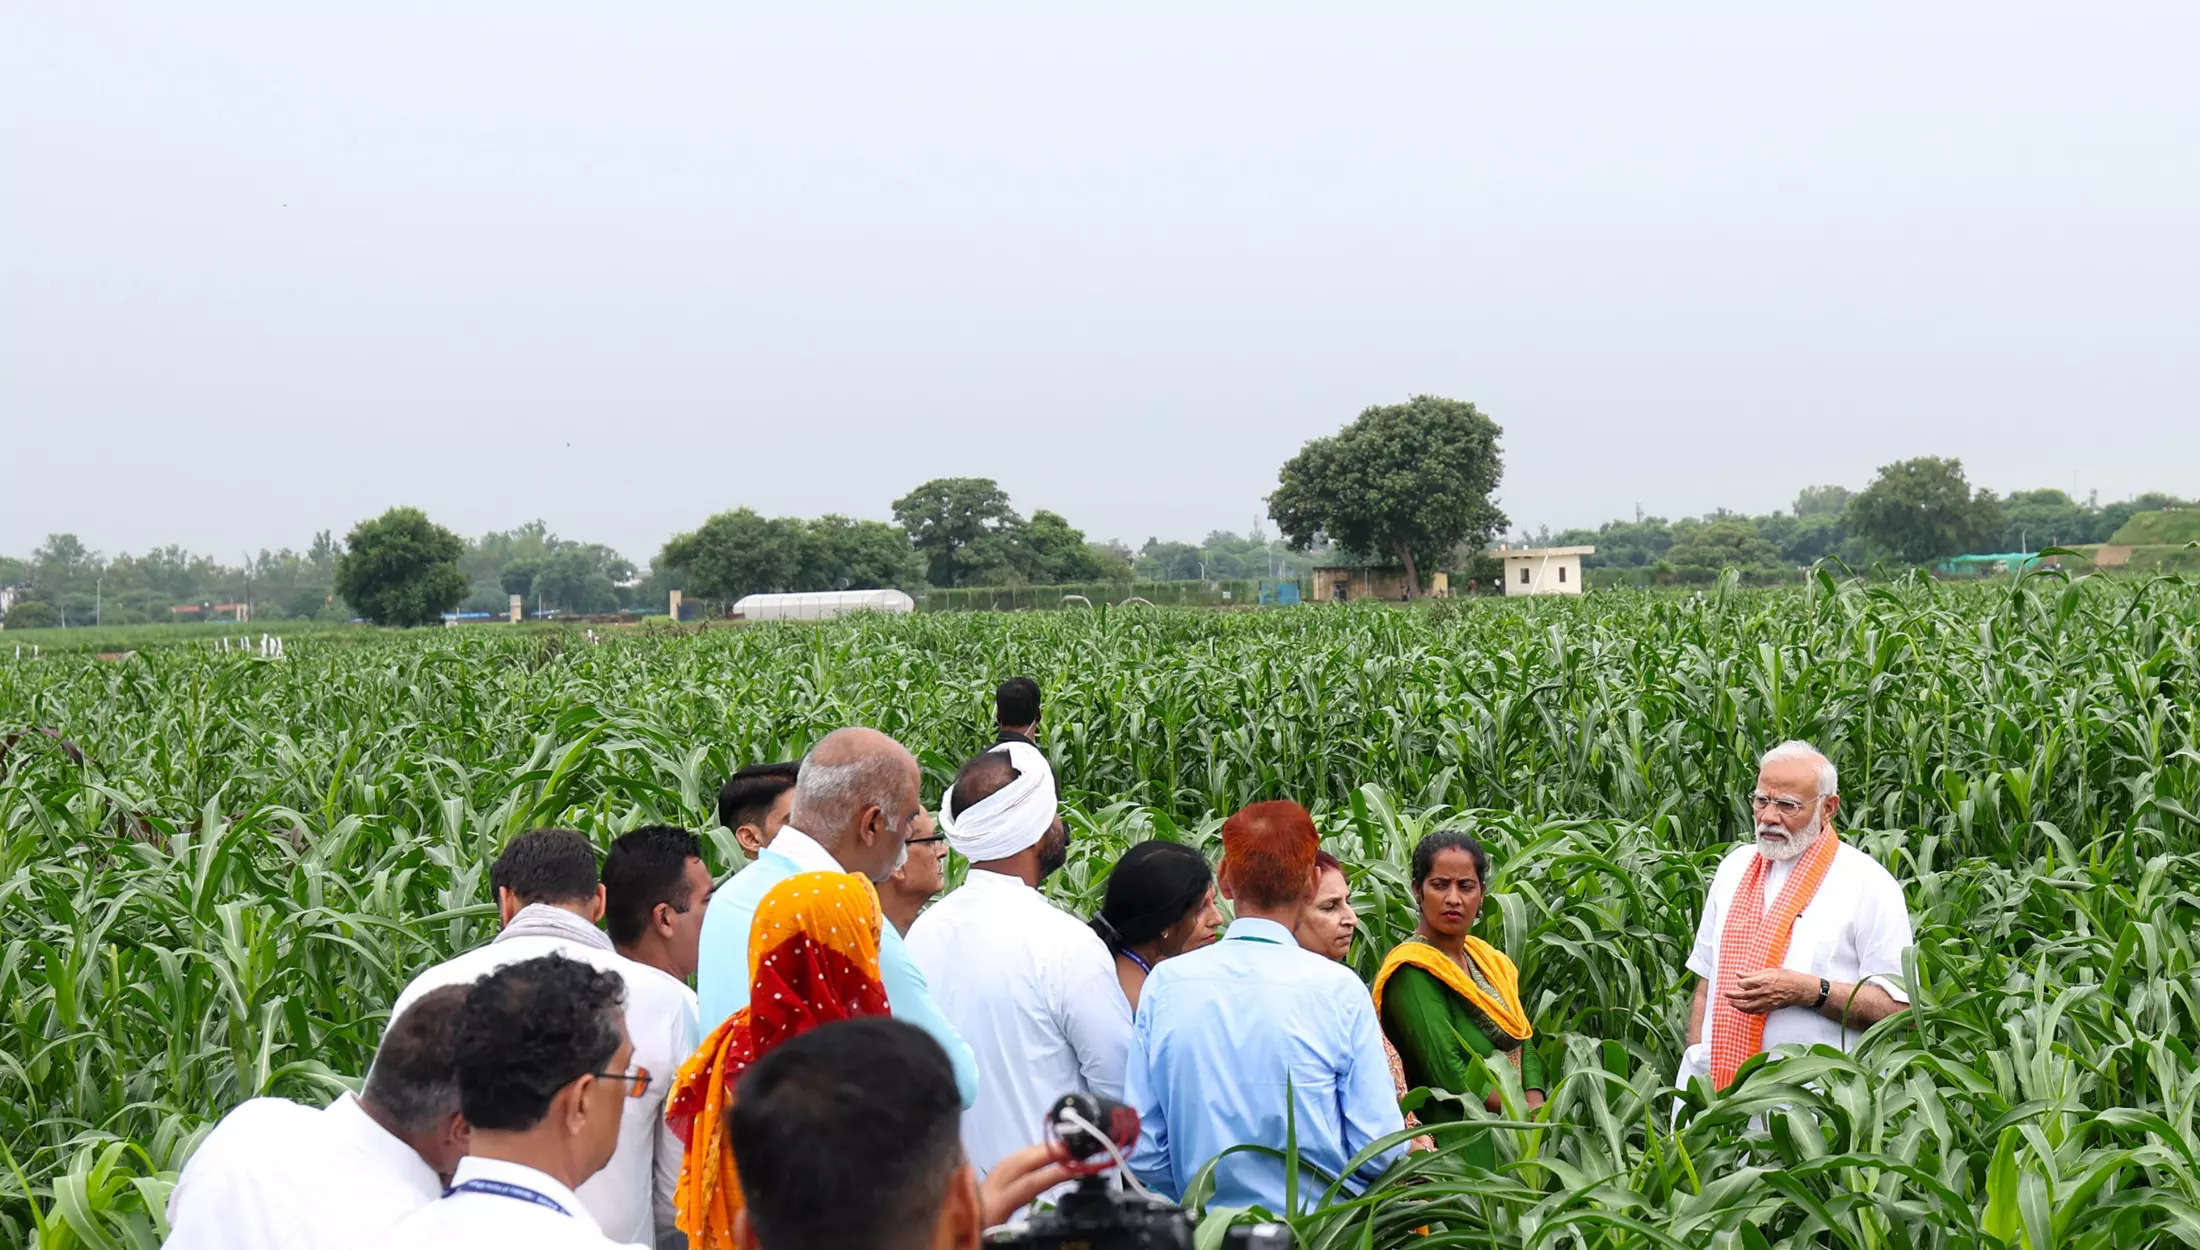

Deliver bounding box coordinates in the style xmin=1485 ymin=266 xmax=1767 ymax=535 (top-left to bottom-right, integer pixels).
xmin=164 ymin=1092 xmax=439 ymax=1250
xmin=1678 ymin=839 xmax=1914 ymax=1084
xmin=905 ymin=869 xmax=1131 ymax=1180
xmin=387 ymin=912 xmax=700 ymax=1248
xmin=375 ymin=1156 xmax=644 ymax=1250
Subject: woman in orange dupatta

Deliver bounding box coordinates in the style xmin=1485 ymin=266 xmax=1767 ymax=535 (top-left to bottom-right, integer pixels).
xmin=1371 ymin=832 xmax=1544 ymax=1171
xmin=666 ymin=871 xmax=891 ymax=1250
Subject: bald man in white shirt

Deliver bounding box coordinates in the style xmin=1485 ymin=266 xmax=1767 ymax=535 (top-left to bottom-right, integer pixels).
xmin=163 ymin=986 xmax=471 ymax=1250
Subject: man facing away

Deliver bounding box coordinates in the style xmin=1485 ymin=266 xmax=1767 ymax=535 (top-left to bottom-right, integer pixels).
xmin=907 ymin=744 xmax=1131 ymax=1184
xmin=728 ymin=1018 xmax=1083 ymax=1250
xmin=602 ymin=824 xmax=714 ymax=984
xmin=1678 ymin=740 xmax=1913 ymax=1091
xmin=387 ymin=829 xmax=698 ymax=1248
xmin=1126 ymin=799 xmax=1403 ymax=1214
xmin=994 ymin=677 xmax=1041 ymax=748
xmin=164 ymin=987 xmax=471 ymax=1250
xmin=694 ymin=727 xmax=979 ymax=1105
xmin=379 ymin=956 xmax=649 ymax=1250
xmin=718 ymin=762 xmax=799 ymax=861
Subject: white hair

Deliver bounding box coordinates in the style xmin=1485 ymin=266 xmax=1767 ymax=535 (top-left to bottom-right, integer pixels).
xmin=1760 ymin=739 xmax=1838 ymax=797
xmin=792 ymin=747 xmax=909 ymax=842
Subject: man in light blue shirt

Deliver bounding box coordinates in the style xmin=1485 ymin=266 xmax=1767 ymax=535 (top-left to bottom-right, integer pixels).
xmin=696 ymin=727 xmax=979 ymax=1107
xmin=1126 ymin=801 xmax=1404 ymax=1213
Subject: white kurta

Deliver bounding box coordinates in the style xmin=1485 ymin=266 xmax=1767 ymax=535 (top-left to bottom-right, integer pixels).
xmin=905 ymin=869 xmax=1132 ymax=1180
xmin=165 ymin=1092 xmax=439 ymax=1250
xmin=387 ymin=912 xmax=699 ymax=1248
xmin=1678 ymin=839 xmax=1914 ymax=1085
xmin=373 ymin=1156 xmax=644 ymax=1250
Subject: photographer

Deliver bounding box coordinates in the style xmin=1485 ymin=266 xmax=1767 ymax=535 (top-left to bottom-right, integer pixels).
xmin=727 ymin=1018 xmax=1076 ymax=1249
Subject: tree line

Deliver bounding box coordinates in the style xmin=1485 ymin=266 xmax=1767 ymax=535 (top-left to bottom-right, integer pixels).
xmin=0 ymin=481 xmax=1321 ymax=629
xmin=4 ymin=394 xmax=2187 ymax=627
xmin=1544 ymin=458 xmax=2189 ymax=587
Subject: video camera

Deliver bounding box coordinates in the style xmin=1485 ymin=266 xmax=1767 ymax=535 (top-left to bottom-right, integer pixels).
xmin=983 ymin=1093 xmax=1292 ymax=1250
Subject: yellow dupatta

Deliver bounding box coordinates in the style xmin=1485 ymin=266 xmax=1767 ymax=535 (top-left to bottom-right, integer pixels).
xmin=1372 ymin=937 xmax=1533 ymax=1043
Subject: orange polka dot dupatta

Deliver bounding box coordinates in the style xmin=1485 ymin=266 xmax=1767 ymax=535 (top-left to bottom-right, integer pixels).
xmin=666 ymin=871 xmax=891 ymax=1249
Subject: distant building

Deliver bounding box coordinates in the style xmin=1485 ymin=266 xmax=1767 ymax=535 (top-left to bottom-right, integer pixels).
xmin=1310 ymin=567 xmax=1450 ymax=602
xmin=1498 ymin=546 xmax=1594 ymax=596
xmin=732 ymin=589 xmax=916 ymax=621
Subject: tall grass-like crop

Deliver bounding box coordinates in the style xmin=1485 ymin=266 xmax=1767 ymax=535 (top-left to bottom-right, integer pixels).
xmin=1 ymin=573 xmax=2194 ymax=1247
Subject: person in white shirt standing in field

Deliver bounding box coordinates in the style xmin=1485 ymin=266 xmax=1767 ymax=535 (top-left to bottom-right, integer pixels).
xmin=163 ymin=985 xmax=470 ymax=1250
xmin=380 ymin=956 xmax=649 ymax=1250
xmin=387 ymin=829 xmax=698 ymax=1248
xmin=907 ymin=742 xmax=1132 ymax=1186
xmin=1678 ymin=740 xmax=1914 ymax=1092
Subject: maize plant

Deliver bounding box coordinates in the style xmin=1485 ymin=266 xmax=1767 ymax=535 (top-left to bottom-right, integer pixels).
xmin=1 ymin=571 xmax=2194 ymax=1248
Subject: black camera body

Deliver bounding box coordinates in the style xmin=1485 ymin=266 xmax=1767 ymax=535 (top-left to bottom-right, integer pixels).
xmin=983 ymin=1174 xmax=1292 ymax=1250
xmin=986 ymin=1092 xmax=1292 ymax=1250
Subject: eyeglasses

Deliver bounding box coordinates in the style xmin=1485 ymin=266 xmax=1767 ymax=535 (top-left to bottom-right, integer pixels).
xmin=906 ymin=834 xmax=947 ymax=846
xmin=591 ymin=1066 xmax=652 ymax=1098
xmin=1748 ymin=792 xmax=1817 ymax=815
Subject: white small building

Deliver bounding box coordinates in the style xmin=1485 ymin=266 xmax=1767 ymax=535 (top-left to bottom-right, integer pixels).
xmin=1500 ymin=546 xmax=1595 ymax=596
xmin=733 ymin=589 xmax=916 ymax=621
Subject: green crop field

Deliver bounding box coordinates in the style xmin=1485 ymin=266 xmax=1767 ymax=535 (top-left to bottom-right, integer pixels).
xmin=3 ymin=574 xmax=2196 ymax=1249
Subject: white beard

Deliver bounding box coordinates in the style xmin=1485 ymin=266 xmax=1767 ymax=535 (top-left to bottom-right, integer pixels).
xmin=1755 ymin=822 xmax=1823 ymax=863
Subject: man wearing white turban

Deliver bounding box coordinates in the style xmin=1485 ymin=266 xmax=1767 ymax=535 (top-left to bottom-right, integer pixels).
xmin=906 ymin=743 xmax=1131 ymax=1195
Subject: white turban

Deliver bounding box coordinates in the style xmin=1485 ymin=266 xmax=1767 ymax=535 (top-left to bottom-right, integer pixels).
xmin=938 ymin=741 xmax=1058 ymax=862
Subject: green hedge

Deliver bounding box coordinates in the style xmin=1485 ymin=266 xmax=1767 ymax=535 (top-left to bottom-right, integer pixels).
xmin=2108 ymin=508 xmax=2200 ymax=546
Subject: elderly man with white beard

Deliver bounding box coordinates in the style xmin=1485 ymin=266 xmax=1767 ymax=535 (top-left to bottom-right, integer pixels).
xmin=1677 ymin=740 xmax=1914 ymax=1092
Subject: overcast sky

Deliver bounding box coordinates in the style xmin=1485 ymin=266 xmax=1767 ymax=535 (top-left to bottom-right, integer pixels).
xmin=6 ymin=3 xmax=2195 ymax=564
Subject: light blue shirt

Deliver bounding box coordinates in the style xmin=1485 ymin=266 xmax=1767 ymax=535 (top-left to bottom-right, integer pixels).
xmin=1125 ymin=917 xmax=1405 ymax=1213
xmin=696 ymin=826 xmax=979 ymax=1107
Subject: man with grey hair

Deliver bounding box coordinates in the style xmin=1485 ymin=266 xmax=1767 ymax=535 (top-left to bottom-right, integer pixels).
xmin=165 ymin=986 xmax=472 ymax=1250
xmin=1678 ymin=740 xmax=1914 ymax=1092
xmin=695 ymin=727 xmax=978 ymax=1105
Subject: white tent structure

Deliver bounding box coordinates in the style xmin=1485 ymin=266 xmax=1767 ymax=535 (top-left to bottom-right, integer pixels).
xmin=732 ymin=589 xmax=916 ymax=621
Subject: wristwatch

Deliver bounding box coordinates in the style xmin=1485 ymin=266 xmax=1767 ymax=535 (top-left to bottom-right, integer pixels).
xmin=1813 ymin=977 xmax=1831 ymax=1010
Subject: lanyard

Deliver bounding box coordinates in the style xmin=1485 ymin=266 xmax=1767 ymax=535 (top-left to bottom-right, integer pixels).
xmin=1227 ymin=935 xmax=1282 ymax=945
xmin=1122 ymin=948 xmax=1152 ymax=973
xmin=445 ymin=1178 xmax=572 ymax=1217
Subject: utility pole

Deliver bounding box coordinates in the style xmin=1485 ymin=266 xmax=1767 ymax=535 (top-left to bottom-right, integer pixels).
xmin=95 ymin=568 xmax=104 ymax=626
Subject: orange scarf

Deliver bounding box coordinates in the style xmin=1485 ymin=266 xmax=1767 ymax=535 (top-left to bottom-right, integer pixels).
xmin=665 ymin=872 xmax=890 ymax=1250
xmin=1709 ymin=831 xmax=1838 ymax=1089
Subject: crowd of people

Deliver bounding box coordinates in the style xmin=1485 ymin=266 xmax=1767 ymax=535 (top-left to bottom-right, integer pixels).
xmin=160 ymin=679 xmax=1916 ymax=1250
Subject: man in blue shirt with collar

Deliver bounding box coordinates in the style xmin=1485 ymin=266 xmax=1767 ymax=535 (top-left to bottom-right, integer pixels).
xmin=696 ymin=727 xmax=979 ymax=1107
xmin=1126 ymin=800 xmax=1404 ymax=1213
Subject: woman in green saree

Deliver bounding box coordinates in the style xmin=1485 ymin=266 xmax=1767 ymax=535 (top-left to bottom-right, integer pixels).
xmin=1372 ymin=831 xmax=1546 ymax=1164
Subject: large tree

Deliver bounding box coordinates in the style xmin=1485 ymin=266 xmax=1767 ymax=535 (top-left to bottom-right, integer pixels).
xmin=798 ymin=516 xmax=924 ymax=591
xmin=892 ymin=478 xmax=1025 ymax=588
xmin=1017 ymin=510 xmax=1108 ymax=583
xmin=1268 ymin=395 xmax=1508 ymax=597
xmin=1667 ymin=519 xmax=1784 ymax=582
xmin=1845 ymin=457 xmax=2001 ymax=565
xmin=1792 ymin=485 xmax=1855 ymax=517
xmin=1996 ymin=489 xmax=2090 ymax=552
xmin=333 ymin=507 xmax=469 ymax=626
xmin=657 ymin=508 xmax=804 ymax=601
